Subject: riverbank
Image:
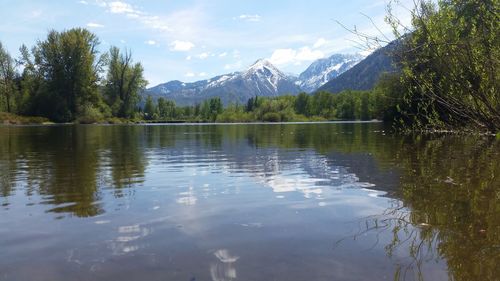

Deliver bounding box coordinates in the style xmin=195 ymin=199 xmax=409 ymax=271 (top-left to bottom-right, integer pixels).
xmin=1 ymin=112 xmax=497 ymax=138
xmin=0 ymin=112 xmax=379 ymax=125
xmin=0 ymin=112 xmax=52 ymax=125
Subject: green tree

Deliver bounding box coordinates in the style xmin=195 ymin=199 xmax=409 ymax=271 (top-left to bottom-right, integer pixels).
xmin=294 ymin=92 xmax=310 ymax=116
xmin=33 ymin=28 xmax=107 ymax=122
xmin=104 ymin=46 xmax=147 ymax=118
xmin=143 ymin=95 xmax=156 ymax=120
xmin=360 ymin=92 xmax=370 ymax=120
xmin=16 ymin=44 xmax=43 ymax=116
xmin=201 ymin=97 xmax=223 ymax=121
xmin=246 ymin=96 xmax=255 ymax=112
xmin=387 ymin=0 xmax=500 ymax=132
xmin=0 ymin=42 xmax=18 ymax=113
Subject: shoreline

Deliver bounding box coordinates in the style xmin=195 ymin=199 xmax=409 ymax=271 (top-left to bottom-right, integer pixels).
xmin=0 ymin=120 xmax=383 ymax=127
xmin=0 ymin=117 xmax=496 ymax=137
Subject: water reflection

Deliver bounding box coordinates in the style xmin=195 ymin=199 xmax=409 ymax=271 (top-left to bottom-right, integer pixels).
xmin=0 ymin=124 xmax=498 ymax=281
xmin=211 ymin=249 xmax=239 ymax=281
xmin=374 ymin=136 xmax=499 ymax=281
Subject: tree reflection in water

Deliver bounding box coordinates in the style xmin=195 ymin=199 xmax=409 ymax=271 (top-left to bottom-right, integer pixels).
xmin=338 ymin=135 xmax=500 ymax=281
xmin=0 ymin=124 xmax=498 ymax=281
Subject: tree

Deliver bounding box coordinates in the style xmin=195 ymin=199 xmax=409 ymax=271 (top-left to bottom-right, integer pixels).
xmin=32 ymin=28 xmax=107 ymax=122
xmin=104 ymin=46 xmax=147 ymax=118
xmin=201 ymin=97 xmax=223 ymax=121
xmin=143 ymin=95 xmax=156 ymax=120
xmin=0 ymin=42 xmax=18 ymax=113
xmin=388 ymin=0 xmax=499 ymax=131
xmin=157 ymin=97 xmax=176 ymax=119
xmin=246 ymin=97 xmax=255 ymax=112
xmin=210 ymin=97 xmax=223 ymax=121
xmin=294 ymin=92 xmax=310 ymax=116
xmin=360 ymin=93 xmax=370 ymax=120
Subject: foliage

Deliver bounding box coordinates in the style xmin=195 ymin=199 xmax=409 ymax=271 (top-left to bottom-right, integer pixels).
xmin=104 ymin=47 xmax=147 ymax=118
xmin=140 ymin=89 xmax=393 ymax=123
xmin=0 ymin=42 xmax=17 ymax=113
xmin=31 ymin=28 xmax=106 ymax=122
xmin=0 ymin=29 xmax=149 ymax=123
xmin=203 ymin=97 xmax=223 ymax=121
xmin=387 ymin=0 xmax=500 ymax=132
xmin=143 ymin=95 xmax=156 ymax=120
xmin=0 ymin=112 xmax=50 ymax=125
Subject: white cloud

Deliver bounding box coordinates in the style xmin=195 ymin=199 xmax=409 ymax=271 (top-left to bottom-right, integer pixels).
xmin=105 ymin=1 xmax=147 ymax=20
xmin=95 ymin=0 xmax=107 ymax=7
xmin=185 ymin=72 xmax=195 ymax=77
xmin=199 ymin=72 xmax=207 ymax=77
xmin=79 ymin=0 xmax=88 ymax=5
xmin=126 ymin=13 xmax=140 ymax=19
xmin=218 ymin=52 xmax=228 ymax=58
xmin=269 ymin=49 xmax=296 ymax=65
xmin=313 ymin=38 xmax=327 ymax=49
xmin=140 ymin=15 xmax=169 ymax=31
xmin=236 ymin=14 xmax=261 ymax=22
xmin=186 ymin=56 xmax=192 ymax=61
xmin=269 ymin=47 xmax=324 ymax=66
xmin=170 ymin=40 xmax=195 ymax=52
xmin=108 ymin=1 xmax=135 ymax=14
xmin=296 ymin=47 xmax=324 ymax=61
xmin=198 ymin=52 xmax=209 ymax=59
xmin=87 ymin=22 xmax=104 ymax=28
xmin=145 ymin=40 xmax=157 ymax=45
xmin=88 ymin=1 xmax=210 ymax=40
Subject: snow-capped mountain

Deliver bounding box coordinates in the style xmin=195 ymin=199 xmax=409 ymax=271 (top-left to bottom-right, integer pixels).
xmin=297 ymin=54 xmax=364 ymax=93
xmin=318 ymin=42 xmax=400 ymax=93
xmin=145 ymin=54 xmax=367 ymax=105
xmin=145 ymin=59 xmax=301 ymax=106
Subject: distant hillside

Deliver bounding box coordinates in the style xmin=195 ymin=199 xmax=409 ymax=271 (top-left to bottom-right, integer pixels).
xmin=317 ymin=42 xmax=399 ymax=93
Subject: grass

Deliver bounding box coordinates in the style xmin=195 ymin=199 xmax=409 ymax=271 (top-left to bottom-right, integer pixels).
xmin=0 ymin=112 xmax=51 ymax=125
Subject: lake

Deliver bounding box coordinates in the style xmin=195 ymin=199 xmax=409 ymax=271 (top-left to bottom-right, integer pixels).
xmin=0 ymin=123 xmax=498 ymax=281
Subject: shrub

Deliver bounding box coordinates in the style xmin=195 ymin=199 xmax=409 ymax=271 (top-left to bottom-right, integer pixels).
xmin=262 ymin=112 xmax=281 ymax=122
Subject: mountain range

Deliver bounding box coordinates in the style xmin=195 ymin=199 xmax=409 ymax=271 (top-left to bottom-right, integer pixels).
xmin=145 ymin=60 xmax=300 ymax=106
xmin=145 ymin=43 xmax=397 ymax=105
xmin=317 ymin=42 xmax=399 ymax=93
xmin=297 ymin=54 xmax=363 ymax=92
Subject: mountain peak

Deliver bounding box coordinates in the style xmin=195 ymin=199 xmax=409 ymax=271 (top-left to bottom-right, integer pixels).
xmin=247 ymin=59 xmax=278 ymax=72
xmin=244 ymin=59 xmax=285 ymax=81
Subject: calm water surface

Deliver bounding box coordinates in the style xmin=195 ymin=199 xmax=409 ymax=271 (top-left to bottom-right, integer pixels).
xmin=0 ymin=123 xmax=498 ymax=281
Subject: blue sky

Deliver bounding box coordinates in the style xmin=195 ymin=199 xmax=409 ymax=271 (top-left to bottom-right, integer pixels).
xmin=0 ymin=0 xmax=414 ymax=86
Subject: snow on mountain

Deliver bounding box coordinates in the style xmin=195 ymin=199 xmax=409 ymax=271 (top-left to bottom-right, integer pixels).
xmin=243 ymin=59 xmax=291 ymax=93
xmin=144 ymin=54 xmax=365 ymax=106
xmin=145 ymin=59 xmax=300 ymax=106
xmin=297 ymin=54 xmax=364 ymax=92
xmin=318 ymin=42 xmax=400 ymax=94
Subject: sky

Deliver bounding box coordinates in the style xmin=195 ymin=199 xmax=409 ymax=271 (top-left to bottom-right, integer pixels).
xmin=0 ymin=0 xmax=415 ymax=87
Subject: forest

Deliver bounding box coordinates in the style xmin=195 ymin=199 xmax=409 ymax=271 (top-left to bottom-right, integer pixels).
xmin=0 ymin=0 xmax=498 ymax=133
xmin=140 ymin=81 xmax=397 ymax=123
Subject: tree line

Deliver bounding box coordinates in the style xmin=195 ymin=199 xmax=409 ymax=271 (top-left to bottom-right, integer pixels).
xmin=0 ymin=28 xmax=147 ymax=123
xmin=139 ymin=84 xmax=395 ymax=123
